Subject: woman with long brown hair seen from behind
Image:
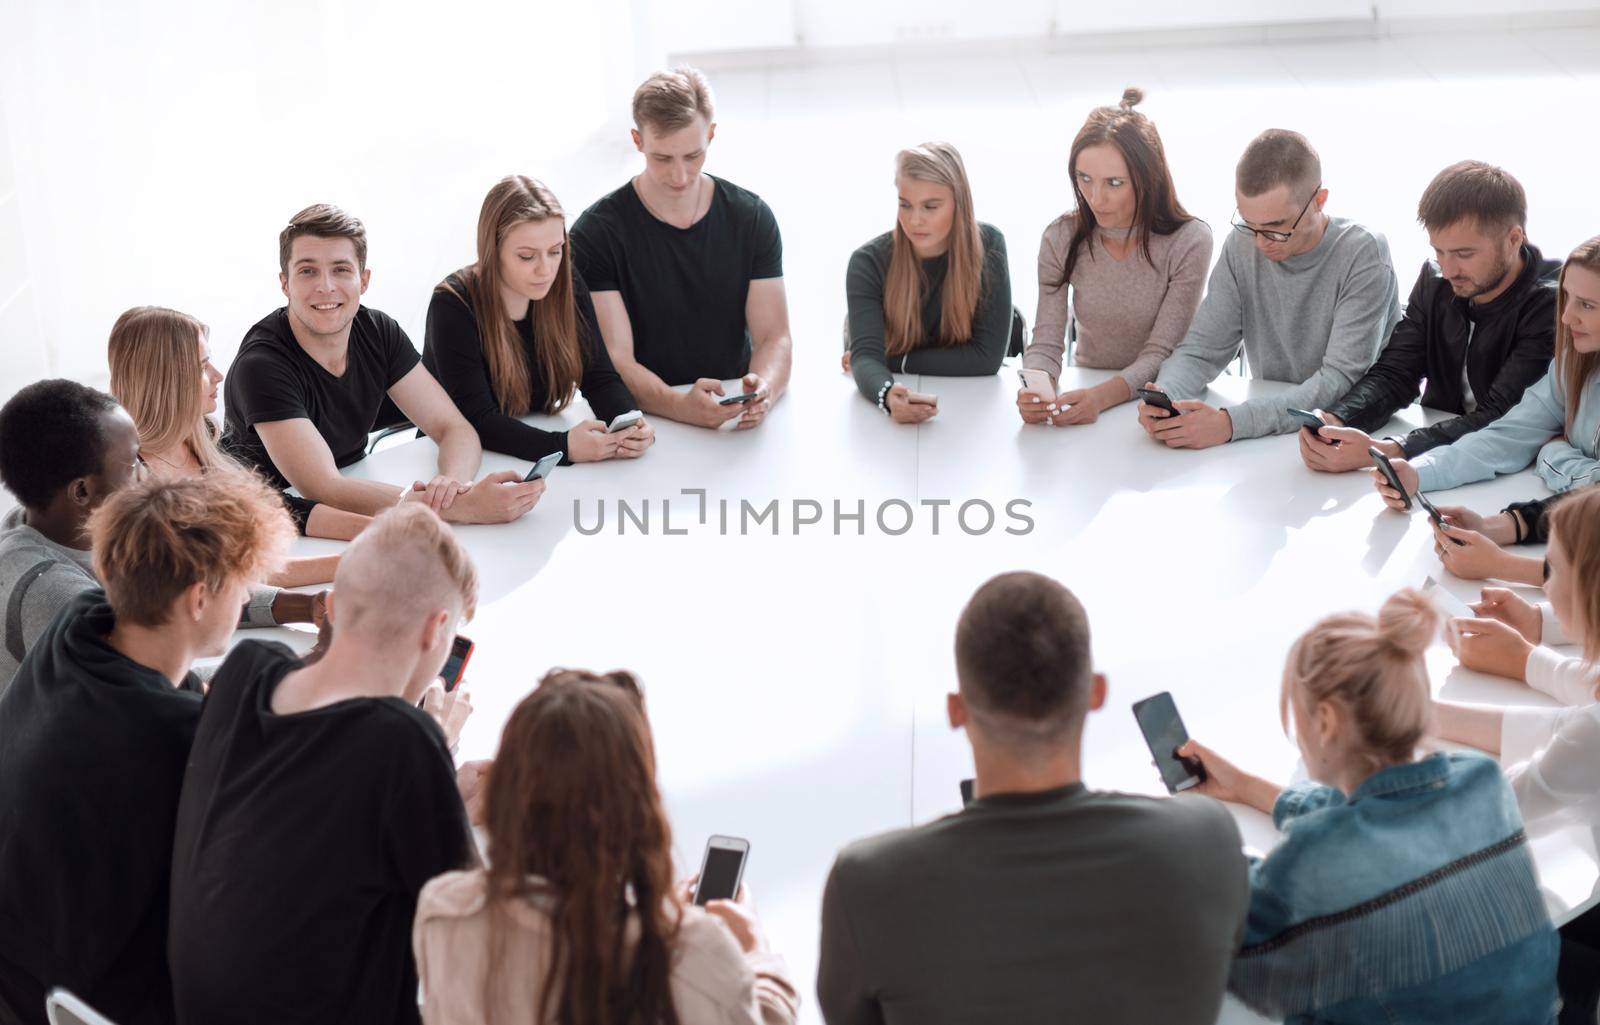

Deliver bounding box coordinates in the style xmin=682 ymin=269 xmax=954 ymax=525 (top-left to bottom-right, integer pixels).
xmin=846 ymin=142 xmax=1012 ymax=424
xmin=424 ymin=176 xmax=654 ymax=465
xmin=1019 ymin=88 xmax=1211 ymax=426
xmin=107 ymin=305 xmax=363 ymax=587
xmin=1373 ymin=234 xmax=1600 ymax=506
xmin=413 ymin=668 xmax=798 ymax=1025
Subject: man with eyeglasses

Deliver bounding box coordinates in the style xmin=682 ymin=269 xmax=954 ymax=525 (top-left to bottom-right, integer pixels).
xmin=0 ymin=379 xmax=317 ymax=691
xmin=1138 ymin=129 xmax=1400 ymax=448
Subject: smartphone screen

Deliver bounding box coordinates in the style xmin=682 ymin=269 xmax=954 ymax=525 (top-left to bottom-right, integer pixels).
xmin=440 ymin=635 xmax=473 ymax=692
xmin=693 ymin=836 xmax=748 ymax=905
xmin=1132 ymin=692 xmax=1204 ymax=793
xmin=524 ymin=452 xmax=561 ymax=482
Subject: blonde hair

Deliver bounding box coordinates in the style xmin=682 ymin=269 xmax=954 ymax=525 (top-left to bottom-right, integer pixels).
xmin=1550 ymin=488 xmax=1600 ymax=662
xmin=107 ymin=306 xmax=228 ymax=471
xmin=332 ymin=504 xmax=478 ymax=638
xmin=1280 ymin=589 xmax=1439 ymax=774
xmin=1556 ymin=236 xmax=1600 ymax=436
xmin=442 ymin=176 xmax=583 ymax=418
xmin=883 ymin=142 xmax=985 ymax=359
xmin=631 ymin=66 xmax=715 ymax=134
xmin=89 ymin=472 xmax=294 ymax=628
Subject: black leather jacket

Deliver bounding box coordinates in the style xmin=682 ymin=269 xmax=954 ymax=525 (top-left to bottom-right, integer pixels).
xmin=1326 ymin=243 xmax=1560 ymax=457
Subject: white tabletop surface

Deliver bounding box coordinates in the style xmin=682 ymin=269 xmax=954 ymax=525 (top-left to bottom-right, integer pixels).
xmin=236 ymin=356 xmax=1595 ymax=1025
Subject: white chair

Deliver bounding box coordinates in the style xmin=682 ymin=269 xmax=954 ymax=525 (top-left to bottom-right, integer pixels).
xmin=45 ymin=989 xmax=117 ymax=1025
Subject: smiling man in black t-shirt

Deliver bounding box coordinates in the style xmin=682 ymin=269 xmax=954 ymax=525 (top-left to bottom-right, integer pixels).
xmin=571 ymin=66 xmax=793 ymax=431
xmin=223 ymin=204 xmax=544 ymax=524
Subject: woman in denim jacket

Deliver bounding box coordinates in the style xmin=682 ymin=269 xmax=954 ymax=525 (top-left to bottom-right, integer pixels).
xmin=1182 ymin=589 xmax=1559 ymax=1023
xmin=1373 ymin=236 xmax=1600 ymax=507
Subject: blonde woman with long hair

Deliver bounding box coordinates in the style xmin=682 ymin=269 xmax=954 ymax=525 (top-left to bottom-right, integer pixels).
xmin=1182 ymin=590 xmax=1557 ymax=1022
xmin=845 ymin=142 xmax=1013 ymax=423
xmin=424 ymin=175 xmax=653 ymax=464
xmin=108 ymin=306 xmax=357 ymax=587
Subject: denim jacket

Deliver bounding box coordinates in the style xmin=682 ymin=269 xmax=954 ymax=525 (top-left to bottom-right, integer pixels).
xmin=1230 ymin=752 xmax=1558 ymax=1024
xmin=1413 ymin=359 xmax=1600 ymax=494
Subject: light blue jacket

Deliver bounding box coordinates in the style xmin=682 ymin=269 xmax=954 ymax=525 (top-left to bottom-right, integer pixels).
xmin=1230 ymin=752 xmax=1558 ymax=1024
xmin=1413 ymin=359 xmax=1600 ymax=493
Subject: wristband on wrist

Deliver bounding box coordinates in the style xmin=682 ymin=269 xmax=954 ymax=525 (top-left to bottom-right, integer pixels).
xmin=875 ymin=380 xmax=893 ymax=415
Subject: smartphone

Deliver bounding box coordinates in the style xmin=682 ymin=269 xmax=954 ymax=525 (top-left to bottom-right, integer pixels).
xmin=1017 ymin=369 xmax=1055 ymax=401
xmin=718 ymin=392 xmax=759 ymax=406
xmin=959 ymin=778 xmax=975 ymax=807
xmin=607 ymin=410 xmax=643 ymax=433
xmin=692 ymin=835 xmax=749 ymax=906
xmin=1136 ymin=387 xmax=1179 ymax=417
xmin=1413 ymin=490 xmax=1466 ymax=545
xmin=440 ymin=635 xmax=473 ymax=692
xmin=1368 ymin=446 xmax=1412 ymax=510
xmin=1286 ymin=407 xmax=1329 ymax=438
xmin=1132 ymin=691 xmax=1205 ymax=794
xmin=523 ymin=451 xmax=562 ymax=482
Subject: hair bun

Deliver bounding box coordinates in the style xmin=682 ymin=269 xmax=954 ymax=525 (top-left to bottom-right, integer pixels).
xmin=1376 ymin=588 xmax=1439 ymax=658
xmin=1119 ymin=87 xmax=1144 ymax=111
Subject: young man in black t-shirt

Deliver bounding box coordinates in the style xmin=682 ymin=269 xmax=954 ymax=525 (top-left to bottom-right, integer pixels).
xmin=572 ymin=66 xmax=793 ymax=431
xmin=169 ymin=504 xmax=488 ymax=1025
xmin=0 ymin=473 xmax=295 ymax=1025
xmin=223 ymin=204 xmax=544 ymax=523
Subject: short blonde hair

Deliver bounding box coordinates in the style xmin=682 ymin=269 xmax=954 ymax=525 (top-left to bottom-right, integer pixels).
xmin=631 ymin=66 xmax=715 ymax=134
xmin=332 ymin=504 xmax=478 ymax=638
xmin=89 ymin=472 xmax=295 ymax=627
xmin=1280 ymin=588 xmax=1438 ymax=773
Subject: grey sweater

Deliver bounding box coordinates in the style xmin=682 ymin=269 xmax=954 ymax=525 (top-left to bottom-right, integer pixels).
xmin=0 ymin=507 xmax=279 ymax=691
xmin=1155 ymin=216 xmax=1400 ymax=441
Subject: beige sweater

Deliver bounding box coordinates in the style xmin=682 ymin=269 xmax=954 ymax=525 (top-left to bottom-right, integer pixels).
xmin=413 ymin=869 xmax=800 ymax=1025
xmin=1024 ymin=214 xmax=1213 ymax=391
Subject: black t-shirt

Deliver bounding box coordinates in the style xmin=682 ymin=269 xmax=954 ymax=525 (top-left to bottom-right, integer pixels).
xmin=168 ymin=641 xmax=474 ymax=1025
xmin=0 ymin=590 xmax=202 ymax=1025
xmin=570 ymin=175 xmax=783 ymax=386
xmin=422 ymin=268 xmax=637 ymax=463
xmin=221 ymin=307 xmax=422 ymax=489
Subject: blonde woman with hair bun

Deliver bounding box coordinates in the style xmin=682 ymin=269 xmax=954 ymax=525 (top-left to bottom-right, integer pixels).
xmin=845 ymin=141 xmax=1014 ymax=423
xmin=1182 ymin=589 xmax=1558 ymax=1022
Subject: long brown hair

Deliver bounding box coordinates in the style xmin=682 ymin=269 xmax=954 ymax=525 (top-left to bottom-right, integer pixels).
xmin=1049 ymin=87 xmax=1194 ymax=291
xmin=443 ymin=176 xmax=584 ymax=416
xmin=107 ymin=306 xmax=228 ymax=470
xmin=883 ymin=142 xmax=985 ymax=358
xmin=1549 ymin=488 xmax=1600 ymax=663
xmin=483 ymin=669 xmax=680 ymax=1025
xmin=1557 ymin=235 xmax=1600 ymax=435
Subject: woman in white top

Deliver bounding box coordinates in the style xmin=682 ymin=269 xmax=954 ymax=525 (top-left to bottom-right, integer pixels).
xmin=413 ymin=669 xmax=798 ymax=1025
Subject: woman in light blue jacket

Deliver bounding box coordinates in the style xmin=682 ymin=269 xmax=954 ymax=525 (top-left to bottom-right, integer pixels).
xmin=1375 ymin=235 xmax=1600 ymax=505
xmin=1182 ymin=589 xmax=1558 ymax=1024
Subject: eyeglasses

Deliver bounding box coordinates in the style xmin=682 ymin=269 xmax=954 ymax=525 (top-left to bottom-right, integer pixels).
xmin=131 ymin=454 xmax=151 ymax=482
xmin=1231 ymin=184 xmax=1321 ymax=244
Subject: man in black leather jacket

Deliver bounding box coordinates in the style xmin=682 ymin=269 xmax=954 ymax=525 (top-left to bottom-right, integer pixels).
xmin=1298 ymin=160 xmax=1559 ymax=472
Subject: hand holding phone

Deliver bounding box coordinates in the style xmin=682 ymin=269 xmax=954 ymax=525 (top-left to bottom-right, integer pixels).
xmin=1017 ymin=369 xmax=1055 ymax=402
xmin=1286 ymin=407 xmax=1329 ymax=439
xmin=524 ymin=451 xmax=562 ymax=482
xmin=1132 ymin=692 xmax=1205 ymax=793
xmin=1368 ymin=447 xmax=1412 ymax=510
xmin=440 ymin=635 xmax=474 ymax=691
xmin=693 ymin=835 xmax=750 ymax=906
xmin=718 ymin=392 xmax=760 ymax=407
xmin=1136 ymin=387 xmax=1180 ymax=418
xmin=1415 ymin=490 xmax=1466 ymax=546
xmin=607 ymin=410 xmax=643 ymax=433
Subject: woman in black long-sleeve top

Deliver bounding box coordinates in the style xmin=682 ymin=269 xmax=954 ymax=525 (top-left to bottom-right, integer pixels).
xmin=424 ymin=175 xmax=654 ymax=464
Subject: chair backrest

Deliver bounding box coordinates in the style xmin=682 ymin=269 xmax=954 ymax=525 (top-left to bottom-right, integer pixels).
xmin=46 ymin=989 xmax=117 ymax=1025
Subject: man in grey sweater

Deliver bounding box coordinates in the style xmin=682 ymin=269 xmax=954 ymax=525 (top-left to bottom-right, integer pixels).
xmin=0 ymin=381 xmax=286 ymax=691
xmin=817 ymin=572 xmax=1248 ymax=1025
xmin=1139 ymin=129 xmax=1400 ymax=448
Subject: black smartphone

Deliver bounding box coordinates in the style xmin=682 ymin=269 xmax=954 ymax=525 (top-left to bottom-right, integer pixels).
xmin=1135 ymin=387 xmax=1179 ymax=417
xmin=718 ymin=392 xmax=759 ymax=406
xmin=523 ymin=451 xmax=561 ymax=482
xmin=1368 ymin=446 xmax=1412 ymax=510
xmin=1132 ymin=691 xmax=1205 ymax=794
xmin=441 ymin=635 xmax=474 ymax=692
xmin=959 ymin=778 xmax=975 ymax=807
xmin=1414 ymin=490 xmax=1466 ymax=546
xmin=1286 ymin=407 xmax=1329 ymax=438
xmin=692 ymin=835 xmax=749 ymax=906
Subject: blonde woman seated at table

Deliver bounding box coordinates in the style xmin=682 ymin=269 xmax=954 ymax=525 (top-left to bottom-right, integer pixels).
xmin=845 ymin=142 xmax=1012 ymax=424
xmin=108 ymin=305 xmax=360 ymax=588
xmin=414 ymin=669 xmax=798 ymax=1025
xmin=1182 ymin=589 xmax=1558 ymax=1023
xmin=1374 ymin=236 xmax=1600 ymax=507
xmin=1018 ymin=88 xmax=1210 ymax=427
